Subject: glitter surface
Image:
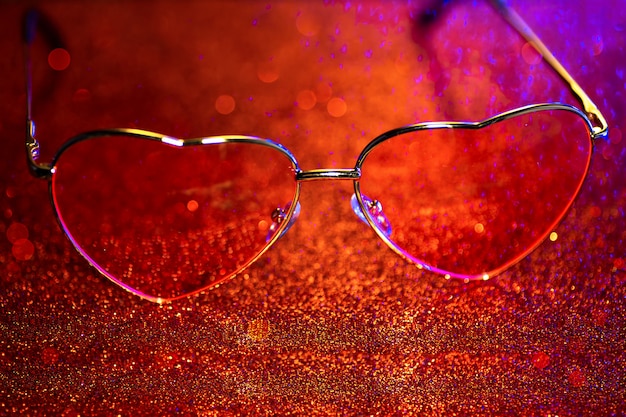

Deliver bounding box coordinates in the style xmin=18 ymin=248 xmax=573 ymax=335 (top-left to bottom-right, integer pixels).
xmin=1 ymin=1 xmax=625 ymax=415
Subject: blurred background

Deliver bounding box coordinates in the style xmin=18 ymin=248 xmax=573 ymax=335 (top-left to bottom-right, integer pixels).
xmin=0 ymin=1 xmax=624 ymax=415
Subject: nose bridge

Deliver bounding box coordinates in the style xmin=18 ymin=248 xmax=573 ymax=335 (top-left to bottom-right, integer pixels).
xmin=296 ymin=168 xmax=361 ymax=182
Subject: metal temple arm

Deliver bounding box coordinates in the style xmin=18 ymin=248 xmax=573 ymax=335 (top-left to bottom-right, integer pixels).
xmin=490 ymin=0 xmax=608 ymax=138
xmin=22 ymin=9 xmax=63 ymax=178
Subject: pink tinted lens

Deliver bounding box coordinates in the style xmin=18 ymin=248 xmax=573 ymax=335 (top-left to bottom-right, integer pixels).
xmin=359 ymin=109 xmax=592 ymax=278
xmin=52 ymin=136 xmax=297 ymax=301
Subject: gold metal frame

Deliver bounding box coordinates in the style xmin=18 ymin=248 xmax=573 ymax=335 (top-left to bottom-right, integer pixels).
xmin=353 ymin=103 xmax=596 ymax=282
xmin=22 ymin=2 xmax=608 ymax=301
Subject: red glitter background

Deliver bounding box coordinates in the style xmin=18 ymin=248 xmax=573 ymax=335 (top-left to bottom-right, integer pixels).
xmin=1 ymin=1 xmax=625 ymax=415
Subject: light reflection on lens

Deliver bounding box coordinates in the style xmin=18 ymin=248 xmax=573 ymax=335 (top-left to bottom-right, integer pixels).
xmin=52 ymin=136 xmax=297 ymax=301
xmin=358 ymin=109 xmax=591 ymax=278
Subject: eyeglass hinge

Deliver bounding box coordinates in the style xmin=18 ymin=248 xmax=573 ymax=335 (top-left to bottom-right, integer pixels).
xmin=25 ymin=120 xmax=53 ymax=179
xmin=588 ymin=113 xmax=609 ymax=140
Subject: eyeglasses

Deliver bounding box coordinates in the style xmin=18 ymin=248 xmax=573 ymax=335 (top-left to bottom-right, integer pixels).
xmin=23 ymin=2 xmax=608 ymax=303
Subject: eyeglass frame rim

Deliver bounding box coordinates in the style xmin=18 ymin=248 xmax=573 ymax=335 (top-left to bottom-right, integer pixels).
xmin=48 ymin=133 xmax=305 ymax=303
xmin=46 ymin=102 xmax=594 ymax=301
xmin=43 ymin=101 xmax=596 ymax=186
xmin=21 ymin=1 xmax=609 ymax=301
xmin=23 ymin=0 xmax=608 ymax=179
xmin=46 ymin=101 xmax=595 ymax=179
